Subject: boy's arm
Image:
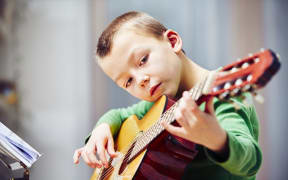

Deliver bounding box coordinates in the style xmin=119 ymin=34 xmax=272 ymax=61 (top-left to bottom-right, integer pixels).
xmin=204 ymin=94 xmax=262 ymax=177
xmin=85 ymin=100 xmax=154 ymax=144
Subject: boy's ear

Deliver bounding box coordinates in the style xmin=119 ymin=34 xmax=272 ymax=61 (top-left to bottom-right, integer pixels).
xmin=163 ymin=29 xmax=182 ymax=53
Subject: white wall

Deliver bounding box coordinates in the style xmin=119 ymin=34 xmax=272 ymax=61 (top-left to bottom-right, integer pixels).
xmin=14 ymin=1 xmax=93 ymax=179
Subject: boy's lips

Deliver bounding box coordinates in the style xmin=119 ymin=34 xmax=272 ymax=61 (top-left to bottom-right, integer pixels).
xmin=150 ymin=83 xmax=162 ymax=96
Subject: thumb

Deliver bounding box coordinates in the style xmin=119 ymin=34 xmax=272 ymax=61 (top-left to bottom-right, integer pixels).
xmin=73 ymin=147 xmax=84 ymax=164
xmin=205 ymin=96 xmax=215 ymax=115
xmin=107 ymin=135 xmax=117 ymax=157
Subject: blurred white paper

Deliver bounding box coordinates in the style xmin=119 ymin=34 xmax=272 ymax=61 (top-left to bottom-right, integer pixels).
xmin=0 ymin=122 xmax=41 ymax=168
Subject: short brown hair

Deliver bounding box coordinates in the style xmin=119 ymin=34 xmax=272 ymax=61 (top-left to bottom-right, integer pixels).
xmin=96 ymin=11 xmax=167 ymax=58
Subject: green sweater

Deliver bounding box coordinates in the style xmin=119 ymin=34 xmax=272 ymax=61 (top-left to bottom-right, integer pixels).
xmin=86 ymin=93 xmax=262 ymax=180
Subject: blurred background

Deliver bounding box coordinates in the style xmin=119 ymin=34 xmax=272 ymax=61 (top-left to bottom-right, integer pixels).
xmin=0 ymin=0 xmax=287 ymax=179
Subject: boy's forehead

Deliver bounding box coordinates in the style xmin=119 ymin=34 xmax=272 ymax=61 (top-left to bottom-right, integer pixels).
xmin=110 ymin=29 xmax=153 ymax=59
xmin=114 ymin=27 xmax=149 ymax=46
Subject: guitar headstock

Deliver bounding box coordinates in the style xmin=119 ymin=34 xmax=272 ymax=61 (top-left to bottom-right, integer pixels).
xmin=203 ymin=49 xmax=281 ymax=101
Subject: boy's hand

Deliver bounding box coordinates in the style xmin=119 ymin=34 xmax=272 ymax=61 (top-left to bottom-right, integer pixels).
xmin=73 ymin=123 xmax=117 ymax=168
xmin=161 ymin=91 xmax=228 ymax=155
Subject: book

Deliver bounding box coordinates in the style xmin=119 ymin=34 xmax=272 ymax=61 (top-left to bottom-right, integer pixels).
xmin=0 ymin=122 xmax=41 ymax=169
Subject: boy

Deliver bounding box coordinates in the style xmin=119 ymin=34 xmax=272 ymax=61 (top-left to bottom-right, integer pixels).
xmin=73 ymin=11 xmax=262 ymax=179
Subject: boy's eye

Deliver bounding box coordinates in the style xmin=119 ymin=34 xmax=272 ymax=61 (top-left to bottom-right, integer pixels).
xmin=139 ymin=55 xmax=148 ymax=66
xmin=125 ymin=77 xmax=133 ymax=88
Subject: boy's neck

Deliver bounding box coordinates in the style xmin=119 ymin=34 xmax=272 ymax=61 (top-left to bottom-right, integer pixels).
xmin=175 ymin=53 xmax=210 ymax=100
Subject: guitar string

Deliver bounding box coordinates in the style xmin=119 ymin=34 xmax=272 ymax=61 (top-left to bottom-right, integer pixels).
xmin=100 ymin=137 xmax=141 ymax=179
xmin=99 ymin=135 xmax=139 ymax=179
xmin=99 ymin=145 xmax=132 ymax=179
xmin=100 ymin=76 xmax=208 ymax=179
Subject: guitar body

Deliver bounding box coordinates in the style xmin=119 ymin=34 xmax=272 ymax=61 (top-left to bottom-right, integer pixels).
xmin=91 ymin=96 xmax=198 ymax=180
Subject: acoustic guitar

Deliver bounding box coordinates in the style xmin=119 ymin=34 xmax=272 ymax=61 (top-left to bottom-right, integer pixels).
xmin=91 ymin=49 xmax=281 ymax=180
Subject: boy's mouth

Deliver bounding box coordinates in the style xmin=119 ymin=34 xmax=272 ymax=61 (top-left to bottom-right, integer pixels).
xmin=150 ymin=83 xmax=162 ymax=96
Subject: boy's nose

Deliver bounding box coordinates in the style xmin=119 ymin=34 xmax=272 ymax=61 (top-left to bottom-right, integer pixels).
xmin=139 ymin=75 xmax=150 ymax=88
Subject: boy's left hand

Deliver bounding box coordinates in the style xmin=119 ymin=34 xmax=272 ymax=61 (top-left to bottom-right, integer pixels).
xmin=161 ymin=91 xmax=228 ymax=155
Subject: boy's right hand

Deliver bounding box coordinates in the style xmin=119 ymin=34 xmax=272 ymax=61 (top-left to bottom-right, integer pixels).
xmin=73 ymin=123 xmax=117 ymax=168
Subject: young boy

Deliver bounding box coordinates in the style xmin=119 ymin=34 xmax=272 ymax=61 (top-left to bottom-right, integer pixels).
xmin=73 ymin=11 xmax=262 ymax=179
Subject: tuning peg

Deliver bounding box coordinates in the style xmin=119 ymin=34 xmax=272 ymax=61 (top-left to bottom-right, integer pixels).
xmin=219 ymin=91 xmax=229 ymax=100
xmin=254 ymin=58 xmax=260 ymax=63
xmin=212 ymin=86 xmax=220 ymax=93
xmin=242 ymin=84 xmax=252 ymax=92
xmin=230 ymin=67 xmax=238 ymax=73
xmin=252 ymin=92 xmax=264 ymax=104
xmin=247 ymin=74 xmax=253 ymax=82
xmin=235 ymin=79 xmax=243 ymax=86
xmin=241 ymin=62 xmax=250 ymax=69
xmin=230 ymin=88 xmax=240 ymax=96
xmin=224 ymin=82 xmax=232 ymax=90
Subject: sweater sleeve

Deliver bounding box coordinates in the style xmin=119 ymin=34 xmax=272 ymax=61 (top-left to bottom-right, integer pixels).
xmin=85 ymin=100 xmax=154 ymax=144
xmin=203 ymin=94 xmax=262 ymax=177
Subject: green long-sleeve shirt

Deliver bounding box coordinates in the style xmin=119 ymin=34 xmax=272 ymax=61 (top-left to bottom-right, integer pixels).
xmin=86 ymin=93 xmax=262 ymax=180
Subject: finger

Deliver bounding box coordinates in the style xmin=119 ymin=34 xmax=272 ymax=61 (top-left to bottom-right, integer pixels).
xmin=161 ymin=121 xmax=185 ymax=138
xmin=83 ymin=143 xmax=102 ymax=168
xmin=183 ymin=91 xmax=195 ymax=104
xmin=81 ymin=150 xmax=99 ymax=168
xmin=96 ymin=142 xmax=108 ymax=168
xmin=182 ymin=109 xmax=197 ymax=127
xmin=85 ymin=150 xmax=101 ymax=168
xmin=186 ymin=98 xmax=203 ymax=119
xmin=205 ymin=96 xmax=215 ymax=114
xmin=73 ymin=148 xmax=83 ymax=164
xmin=183 ymin=91 xmax=200 ymax=112
xmin=85 ymin=143 xmax=102 ymax=166
xmin=107 ymin=135 xmax=117 ymax=158
xmin=174 ymin=107 xmax=189 ymax=128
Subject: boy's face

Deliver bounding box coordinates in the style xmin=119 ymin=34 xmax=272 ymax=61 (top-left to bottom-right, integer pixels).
xmin=98 ymin=28 xmax=183 ymax=102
